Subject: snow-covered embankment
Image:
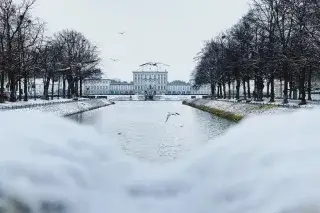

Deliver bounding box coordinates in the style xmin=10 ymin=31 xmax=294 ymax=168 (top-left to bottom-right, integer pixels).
xmin=183 ymin=99 xmax=296 ymax=122
xmin=11 ymin=99 xmax=114 ymax=117
xmin=2 ymin=101 xmax=320 ymax=213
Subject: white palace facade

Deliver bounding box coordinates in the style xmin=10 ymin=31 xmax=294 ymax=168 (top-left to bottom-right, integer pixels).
xmin=83 ymin=62 xmax=211 ymax=95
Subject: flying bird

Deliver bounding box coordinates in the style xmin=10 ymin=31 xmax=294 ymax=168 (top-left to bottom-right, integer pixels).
xmin=109 ymin=58 xmax=119 ymax=62
xmin=165 ymin=112 xmax=180 ymax=122
xmin=118 ymin=32 xmax=125 ymax=35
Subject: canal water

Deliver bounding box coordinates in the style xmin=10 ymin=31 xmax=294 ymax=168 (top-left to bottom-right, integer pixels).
xmin=69 ymin=101 xmax=233 ymax=163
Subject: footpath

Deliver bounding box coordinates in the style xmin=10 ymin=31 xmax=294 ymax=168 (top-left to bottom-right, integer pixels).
xmin=0 ymin=98 xmax=114 ymax=117
xmin=183 ymin=99 xmax=300 ymax=122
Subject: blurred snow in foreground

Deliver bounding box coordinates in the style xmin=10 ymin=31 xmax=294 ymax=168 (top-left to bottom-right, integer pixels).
xmin=1 ymin=109 xmax=320 ymax=213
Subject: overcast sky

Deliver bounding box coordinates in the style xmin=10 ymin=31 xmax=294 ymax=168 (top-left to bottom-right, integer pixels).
xmin=33 ymin=0 xmax=249 ymax=82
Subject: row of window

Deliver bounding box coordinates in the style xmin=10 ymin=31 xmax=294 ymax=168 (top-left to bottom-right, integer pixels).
xmin=167 ymin=87 xmax=191 ymax=91
xmin=86 ymin=90 xmax=210 ymax=95
xmin=135 ymin=79 xmax=167 ymax=84
xmin=86 ymin=86 xmax=133 ymax=90
xmin=86 ymin=84 xmax=210 ymax=91
xmin=134 ymin=74 xmax=167 ymax=80
xmin=84 ymin=80 xmax=110 ymax=85
xmin=135 ymin=85 xmax=166 ymax=90
xmin=86 ymin=88 xmax=210 ymax=93
xmin=86 ymin=91 xmax=134 ymax=95
xmin=86 ymin=86 xmax=108 ymax=90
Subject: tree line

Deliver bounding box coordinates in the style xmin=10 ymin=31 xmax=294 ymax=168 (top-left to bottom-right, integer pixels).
xmin=0 ymin=0 xmax=102 ymax=103
xmin=193 ymin=0 xmax=320 ymax=105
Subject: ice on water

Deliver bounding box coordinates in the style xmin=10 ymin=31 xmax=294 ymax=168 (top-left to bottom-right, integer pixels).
xmin=1 ymin=109 xmax=320 ymax=213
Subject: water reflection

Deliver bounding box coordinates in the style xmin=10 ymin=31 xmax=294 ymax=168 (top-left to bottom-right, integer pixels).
xmin=69 ymin=101 xmax=233 ymax=163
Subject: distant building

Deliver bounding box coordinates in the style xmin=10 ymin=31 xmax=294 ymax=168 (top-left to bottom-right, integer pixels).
xmin=83 ymin=79 xmax=111 ymax=95
xmin=188 ymin=79 xmax=212 ymax=95
xmin=167 ymin=81 xmax=190 ymax=95
xmin=28 ymin=79 xmax=66 ymax=97
xmin=133 ymin=62 xmax=168 ymax=95
xmin=191 ymin=84 xmax=211 ymax=95
xmin=109 ymin=82 xmax=134 ymax=95
xmin=167 ymin=84 xmax=191 ymax=95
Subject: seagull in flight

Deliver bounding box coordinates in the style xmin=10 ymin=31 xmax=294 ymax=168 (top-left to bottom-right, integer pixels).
xmin=109 ymin=58 xmax=119 ymax=62
xmin=165 ymin=112 xmax=180 ymax=122
xmin=118 ymin=32 xmax=125 ymax=35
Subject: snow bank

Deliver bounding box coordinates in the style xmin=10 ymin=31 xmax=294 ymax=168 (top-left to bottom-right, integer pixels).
xmin=12 ymin=99 xmax=113 ymax=117
xmin=157 ymin=95 xmax=203 ymax=101
xmin=106 ymin=95 xmax=139 ymax=101
xmin=185 ymin=99 xmax=296 ymax=118
xmin=0 ymin=98 xmax=75 ymax=110
xmin=1 ymin=109 xmax=320 ymax=213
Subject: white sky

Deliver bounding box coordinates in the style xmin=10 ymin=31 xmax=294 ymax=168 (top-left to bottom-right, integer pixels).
xmin=33 ymin=0 xmax=249 ymax=82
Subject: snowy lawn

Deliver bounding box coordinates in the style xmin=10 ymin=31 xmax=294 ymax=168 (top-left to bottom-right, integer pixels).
xmin=219 ymin=97 xmax=320 ymax=108
xmin=1 ymin=108 xmax=320 ymax=213
xmin=157 ymin=95 xmax=203 ymax=101
xmin=185 ymin=99 xmax=296 ymax=118
xmin=11 ymin=99 xmax=112 ymax=117
xmin=0 ymin=98 xmax=88 ymax=110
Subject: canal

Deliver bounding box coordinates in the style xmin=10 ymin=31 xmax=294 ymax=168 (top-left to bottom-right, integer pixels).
xmin=69 ymin=101 xmax=233 ymax=163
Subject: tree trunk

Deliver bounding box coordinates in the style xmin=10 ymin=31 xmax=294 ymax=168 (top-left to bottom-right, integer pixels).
xmin=219 ymin=83 xmax=222 ymax=98
xmin=51 ymin=77 xmax=54 ymax=100
xmin=270 ymin=74 xmax=275 ymax=102
xmin=247 ymin=78 xmax=251 ymax=99
xmin=18 ymin=77 xmax=22 ymax=101
xmin=0 ymin=37 xmax=4 ymax=103
xmin=62 ymin=74 xmax=66 ymax=98
xmin=75 ymin=77 xmax=79 ymax=97
xmin=282 ymin=65 xmax=289 ymax=104
xmin=210 ymin=82 xmax=215 ymax=98
xmin=67 ymin=85 xmax=71 ymax=98
xmin=33 ymin=70 xmax=36 ymax=100
xmin=289 ymin=81 xmax=293 ymax=99
xmin=223 ymin=82 xmax=226 ymax=99
xmin=267 ymin=81 xmax=270 ymax=98
xmin=6 ymin=20 xmax=16 ymax=102
xmin=236 ymin=79 xmax=240 ymax=100
xmin=67 ymin=75 xmax=74 ymax=99
xmin=228 ymin=79 xmax=231 ymax=99
xmin=0 ymin=71 xmax=4 ymax=103
xmin=23 ymin=75 xmax=28 ymax=102
xmin=307 ymin=69 xmax=312 ymax=101
xmin=289 ymin=73 xmax=294 ymax=99
xmin=242 ymin=78 xmax=247 ymax=99
xmin=80 ymin=76 xmax=83 ymax=97
xmin=256 ymin=76 xmax=264 ymax=101
xmin=283 ymin=78 xmax=289 ymax=104
xmin=58 ymin=76 xmax=61 ymax=99
xmin=216 ymin=84 xmax=219 ymax=98
xmin=299 ymin=68 xmax=306 ymax=105
xmin=9 ymin=73 xmax=16 ymax=102
xmin=43 ymin=77 xmax=50 ymax=100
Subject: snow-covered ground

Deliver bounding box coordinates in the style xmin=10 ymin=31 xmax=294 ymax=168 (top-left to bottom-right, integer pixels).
xmin=107 ymin=95 xmax=142 ymax=101
xmin=185 ymin=99 xmax=297 ymax=117
xmin=0 ymin=98 xmax=88 ymax=110
xmin=1 ymin=107 xmax=320 ymax=213
xmin=220 ymin=98 xmax=320 ymax=108
xmin=157 ymin=95 xmax=203 ymax=101
xmin=10 ymin=99 xmax=112 ymax=117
